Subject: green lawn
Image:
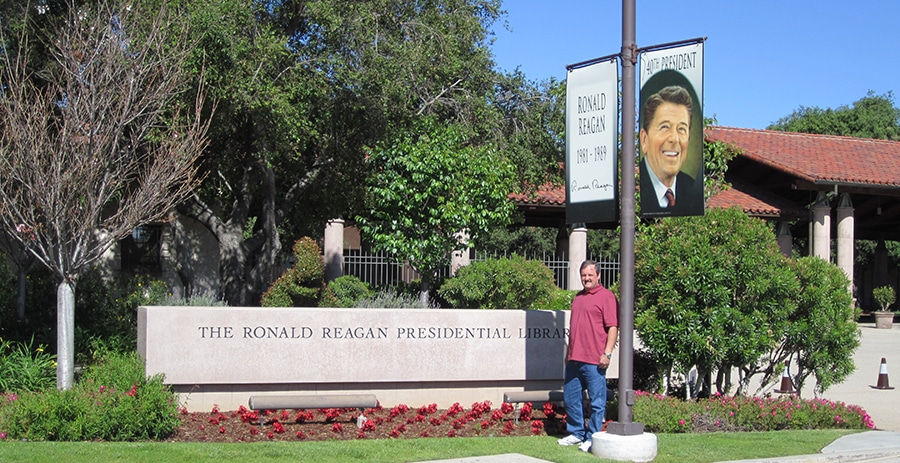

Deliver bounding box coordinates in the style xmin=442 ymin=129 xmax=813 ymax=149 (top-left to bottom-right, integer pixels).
xmin=0 ymin=430 xmax=858 ymax=463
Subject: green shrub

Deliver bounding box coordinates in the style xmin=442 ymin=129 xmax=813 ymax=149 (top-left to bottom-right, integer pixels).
xmin=635 ymin=207 xmax=799 ymax=396
xmin=873 ymin=285 xmax=896 ymax=311
xmin=783 ymin=257 xmax=858 ymax=395
xmin=160 ymin=291 xmax=227 ymax=306
xmin=0 ymin=350 xmax=180 ymax=441
xmin=530 ymin=288 xmax=576 ymax=311
xmin=355 ymin=290 xmax=437 ymax=309
xmin=74 ymin=271 xmax=170 ymax=362
xmin=328 ymin=276 xmax=373 ymax=307
xmin=633 ymin=392 xmax=874 ymax=433
xmin=0 ymin=336 xmax=56 ymax=392
xmin=292 ymin=237 xmax=325 ymax=285
xmin=261 ymin=237 xmax=331 ymax=307
xmin=438 ymin=255 xmax=556 ymax=310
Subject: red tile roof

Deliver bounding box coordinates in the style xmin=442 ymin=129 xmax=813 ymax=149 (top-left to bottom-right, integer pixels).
xmin=707 ymin=180 xmax=805 ymax=219
xmin=509 ymin=183 xmax=566 ymax=206
xmin=512 ymin=127 xmax=900 ymax=218
xmin=706 ymin=126 xmax=900 ymax=188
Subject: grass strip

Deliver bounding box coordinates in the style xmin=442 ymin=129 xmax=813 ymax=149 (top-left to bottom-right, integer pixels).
xmin=0 ymin=429 xmax=859 ymax=463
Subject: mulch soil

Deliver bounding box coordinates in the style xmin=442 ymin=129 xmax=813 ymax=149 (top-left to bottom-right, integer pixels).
xmin=167 ymin=401 xmax=569 ymax=442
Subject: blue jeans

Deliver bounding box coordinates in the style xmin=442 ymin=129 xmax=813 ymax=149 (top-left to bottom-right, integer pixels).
xmin=563 ymin=360 xmax=608 ymax=441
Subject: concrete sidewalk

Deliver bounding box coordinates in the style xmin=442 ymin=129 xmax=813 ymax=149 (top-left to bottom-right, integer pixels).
xmin=715 ymin=323 xmax=900 ymax=463
xmin=803 ymin=324 xmax=899 ymax=432
xmin=716 ymin=431 xmax=900 ymax=463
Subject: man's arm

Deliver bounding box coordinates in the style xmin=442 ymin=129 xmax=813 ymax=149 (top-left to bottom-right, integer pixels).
xmin=598 ymin=326 xmax=618 ymax=368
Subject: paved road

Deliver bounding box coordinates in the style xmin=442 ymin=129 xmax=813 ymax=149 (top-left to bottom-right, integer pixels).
xmin=803 ymin=323 xmax=899 ymax=432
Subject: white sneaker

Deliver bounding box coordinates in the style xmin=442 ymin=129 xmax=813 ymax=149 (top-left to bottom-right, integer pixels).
xmin=578 ymin=440 xmax=592 ymax=453
xmin=557 ymin=435 xmax=583 ymax=446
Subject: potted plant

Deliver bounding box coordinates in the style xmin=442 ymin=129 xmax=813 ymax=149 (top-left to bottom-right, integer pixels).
xmin=873 ymin=285 xmax=895 ymax=329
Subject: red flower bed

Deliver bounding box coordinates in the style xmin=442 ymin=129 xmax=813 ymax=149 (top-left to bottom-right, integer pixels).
xmin=167 ymin=401 xmax=567 ymax=442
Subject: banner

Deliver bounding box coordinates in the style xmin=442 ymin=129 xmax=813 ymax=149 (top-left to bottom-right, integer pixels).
xmin=565 ymin=58 xmax=619 ymax=225
xmin=638 ymin=41 xmax=705 ymax=218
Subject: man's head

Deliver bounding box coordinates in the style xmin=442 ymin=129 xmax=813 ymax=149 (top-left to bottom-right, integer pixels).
xmin=579 ymin=260 xmax=600 ymax=290
xmin=640 ymin=85 xmax=693 ymax=188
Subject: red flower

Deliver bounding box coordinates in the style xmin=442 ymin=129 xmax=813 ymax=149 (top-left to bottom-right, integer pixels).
xmin=418 ymin=403 xmax=438 ymax=415
xmin=362 ymin=419 xmax=375 ymax=431
xmin=323 ymin=408 xmax=342 ymax=421
xmin=543 ymin=402 xmax=556 ymax=417
xmin=273 ymin=421 xmax=286 ymax=434
xmin=218 ymin=426 xmax=226 ymax=434
xmin=331 ymin=423 xmax=343 ymax=433
xmin=249 ymin=426 xmax=259 ymax=435
xmin=295 ymin=430 xmax=306 ymax=440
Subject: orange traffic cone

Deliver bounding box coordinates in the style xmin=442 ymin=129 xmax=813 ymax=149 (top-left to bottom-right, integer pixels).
xmin=872 ymin=358 xmax=894 ymax=390
xmin=775 ymin=361 xmax=796 ymax=394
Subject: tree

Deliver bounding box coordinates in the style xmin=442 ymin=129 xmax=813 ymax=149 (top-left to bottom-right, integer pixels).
xmin=170 ymin=0 xmax=507 ymax=305
xmin=773 ymin=257 xmax=858 ymax=396
xmin=356 ymin=118 xmax=516 ymax=305
xmin=768 ymin=91 xmax=900 ymax=298
xmin=492 ymin=72 xmax=567 ymax=191
xmin=634 ymin=207 xmax=798 ymax=396
xmin=0 ymin=1 xmax=210 ymax=389
xmin=767 ymin=91 xmax=900 ymax=140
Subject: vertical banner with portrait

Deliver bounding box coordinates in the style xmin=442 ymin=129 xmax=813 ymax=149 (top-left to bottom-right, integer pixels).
xmin=638 ymin=41 xmax=704 ymax=218
xmin=565 ymin=58 xmax=619 ymax=225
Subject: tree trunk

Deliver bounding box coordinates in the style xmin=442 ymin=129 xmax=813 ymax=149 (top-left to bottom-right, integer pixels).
xmin=419 ymin=280 xmax=430 ymax=308
xmin=219 ymin=225 xmax=251 ymax=306
xmin=17 ymin=266 xmax=27 ymax=320
xmin=171 ymin=217 xmax=194 ymax=299
xmin=57 ymin=279 xmax=76 ymax=390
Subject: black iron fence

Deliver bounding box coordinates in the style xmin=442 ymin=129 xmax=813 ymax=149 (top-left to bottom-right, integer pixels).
xmin=342 ymin=249 xmax=620 ymax=290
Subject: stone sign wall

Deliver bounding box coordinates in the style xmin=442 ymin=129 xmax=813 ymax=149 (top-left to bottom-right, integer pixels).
xmin=138 ymin=306 xmax=618 ymax=411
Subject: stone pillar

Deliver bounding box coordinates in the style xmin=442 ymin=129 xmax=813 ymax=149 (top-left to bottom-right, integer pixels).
xmin=323 ymin=219 xmax=344 ymax=282
xmin=836 ymin=193 xmax=854 ymax=294
xmin=775 ymin=222 xmax=792 ymax=257
xmin=811 ymin=191 xmax=831 ymax=262
xmin=450 ymin=230 xmax=471 ymax=276
xmin=568 ymin=224 xmax=587 ymax=290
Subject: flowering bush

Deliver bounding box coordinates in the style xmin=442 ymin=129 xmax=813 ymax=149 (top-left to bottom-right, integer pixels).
xmin=0 ymin=350 xmax=179 ymax=441
xmin=633 ymin=391 xmax=875 ymax=433
xmin=171 ymin=400 xmax=568 ymax=442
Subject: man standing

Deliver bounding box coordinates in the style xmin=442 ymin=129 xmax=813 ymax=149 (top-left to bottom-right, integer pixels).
xmin=558 ymin=260 xmax=619 ymax=453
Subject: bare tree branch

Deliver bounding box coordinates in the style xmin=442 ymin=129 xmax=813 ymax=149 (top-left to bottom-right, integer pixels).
xmin=0 ymin=0 xmax=212 ymax=389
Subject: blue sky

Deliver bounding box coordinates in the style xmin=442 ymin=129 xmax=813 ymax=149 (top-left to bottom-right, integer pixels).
xmin=490 ymin=1 xmax=900 ymax=129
